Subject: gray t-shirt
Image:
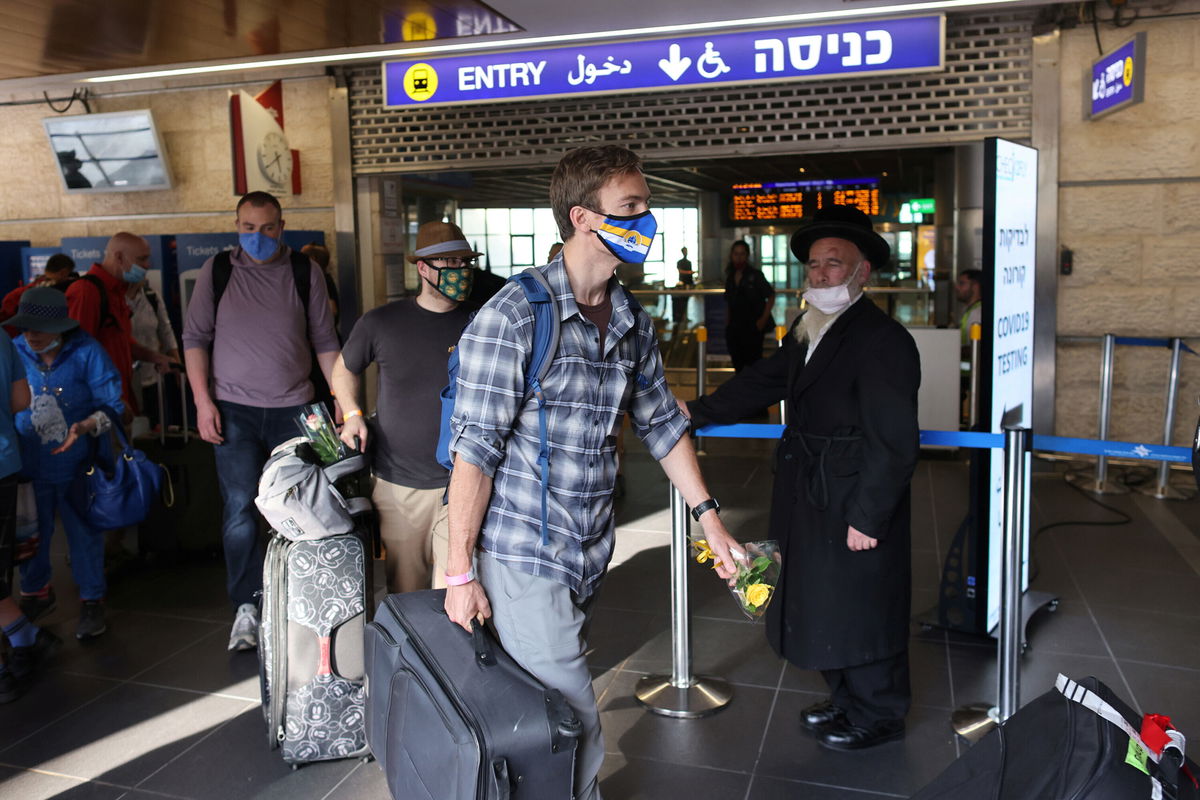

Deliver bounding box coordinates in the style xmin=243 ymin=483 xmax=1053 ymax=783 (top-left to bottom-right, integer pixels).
xmin=342 ymin=298 xmax=471 ymax=490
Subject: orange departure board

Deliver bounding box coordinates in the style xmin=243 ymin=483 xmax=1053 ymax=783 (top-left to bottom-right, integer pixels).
xmin=729 ymin=179 xmax=880 ymax=223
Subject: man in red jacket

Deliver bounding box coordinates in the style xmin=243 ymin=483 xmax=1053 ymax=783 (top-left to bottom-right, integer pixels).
xmin=66 ymin=233 xmax=176 ymax=415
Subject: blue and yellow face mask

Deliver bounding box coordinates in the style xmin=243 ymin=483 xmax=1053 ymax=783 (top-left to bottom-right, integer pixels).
xmin=591 ymin=209 xmax=658 ymax=264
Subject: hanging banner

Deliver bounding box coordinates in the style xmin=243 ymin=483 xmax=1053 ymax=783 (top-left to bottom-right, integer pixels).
xmin=383 ymin=15 xmax=944 ymax=108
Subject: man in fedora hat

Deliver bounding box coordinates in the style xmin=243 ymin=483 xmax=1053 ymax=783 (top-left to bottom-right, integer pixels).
xmin=686 ymin=204 xmax=921 ymax=751
xmin=182 ymin=191 xmax=340 ymax=652
xmin=332 ymin=221 xmax=479 ymax=594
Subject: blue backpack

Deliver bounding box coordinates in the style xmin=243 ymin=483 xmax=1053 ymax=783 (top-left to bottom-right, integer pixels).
xmin=436 ymin=266 xmax=643 ymax=547
xmin=436 ymin=268 xmax=560 ymax=545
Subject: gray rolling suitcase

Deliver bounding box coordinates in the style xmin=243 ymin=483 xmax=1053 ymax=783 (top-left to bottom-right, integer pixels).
xmin=365 ymin=589 xmax=583 ymax=799
xmin=259 ymin=526 xmax=374 ymax=766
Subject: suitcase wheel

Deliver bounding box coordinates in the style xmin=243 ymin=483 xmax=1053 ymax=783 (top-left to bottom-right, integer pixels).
xmin=290 ymin=764 xmax=299 ymax=771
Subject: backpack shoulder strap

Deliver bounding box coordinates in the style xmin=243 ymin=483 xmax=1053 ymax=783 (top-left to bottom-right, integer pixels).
xmin=511 ymin=267 xmax=560 ymax=392
xmin=211 ymin=251 xmax=233 ymax=314
xmin=509 ymin=267 xmax=560 ymax=547
xmin=144 ymin=286 xmax=160 ymax=313
xmin=288 ymin=250 xmax=312 ymax=332
xmin=79 ymin=273 xmax=115 ymax=330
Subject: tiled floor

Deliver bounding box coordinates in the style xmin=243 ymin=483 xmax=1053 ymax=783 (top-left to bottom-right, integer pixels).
xmin=3 ymin=440 xmax=1199 ymax=800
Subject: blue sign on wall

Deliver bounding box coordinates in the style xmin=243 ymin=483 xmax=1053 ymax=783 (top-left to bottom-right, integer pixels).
xmin=383 ymin=15 xmax=944 ymax=108
xmin=1088 ymin=33 xmax=1145 ymax=119
xmin=59 ymin=237 xmax=109 ymax=266
xmin=20 ymin=247 xmax=60 ymax=283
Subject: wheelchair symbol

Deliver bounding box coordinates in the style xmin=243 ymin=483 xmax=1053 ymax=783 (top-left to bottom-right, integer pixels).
xmin=696 ymin=42 xmax=731 ymax=79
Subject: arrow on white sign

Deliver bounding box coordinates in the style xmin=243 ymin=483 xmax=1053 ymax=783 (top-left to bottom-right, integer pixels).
xmin=658 ymin=44 xmax=691 ymax=81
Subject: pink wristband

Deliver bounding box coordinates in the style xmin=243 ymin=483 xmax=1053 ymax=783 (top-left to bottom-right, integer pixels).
xmin=445 ymin=568 xmax=476 ymax=586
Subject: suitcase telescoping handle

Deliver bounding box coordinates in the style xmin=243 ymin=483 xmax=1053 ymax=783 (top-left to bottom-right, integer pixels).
xmin=154 ymin=364 xmax=190 ymax=445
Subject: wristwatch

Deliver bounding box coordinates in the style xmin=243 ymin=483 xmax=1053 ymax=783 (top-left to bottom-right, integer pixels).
xmin=690 ymin=497 xmax=721 ymax=521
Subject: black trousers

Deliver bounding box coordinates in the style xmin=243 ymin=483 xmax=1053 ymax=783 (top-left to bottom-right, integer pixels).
xmin=821 ymin=650 xmax=911 ymax=727
xmin=726 ymin=325 xmax=765 ymax=372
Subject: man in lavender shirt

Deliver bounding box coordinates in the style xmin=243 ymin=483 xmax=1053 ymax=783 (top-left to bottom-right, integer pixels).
xmin=183 ymin=192 xmax=340 ymax=652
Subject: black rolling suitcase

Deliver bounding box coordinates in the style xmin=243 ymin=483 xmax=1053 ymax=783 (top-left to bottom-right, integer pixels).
xmin=365 ymin=589 xmax=583 ymax=800
xmin=912 ymin=674 xmax=1199 ymax=800
xmin=258 ymin=446 xmax=376 ymax=767
xmin=135 ymin=371 xmax=222 ymax=558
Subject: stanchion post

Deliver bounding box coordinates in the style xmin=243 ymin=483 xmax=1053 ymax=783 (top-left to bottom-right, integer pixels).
xmin=695 ymin=326 xmax=707 ymax=455
xmin=1096 ymin=333 xmax=1115 ymax=485
xmin=968 ymin=323 xmax=982 ymax=430
xmin=1137 ymin=337 xmax=1196 ymax=500
xmin=1067 ymin=333 xmax=1128 ymax=494
xmin=997 ymin=426 xmax=1029 ymax=722
xmin=634 ymin=487 xmax=732 ymax=718
xmin=775 ymin=325 xmax=788 ymax=426
xmin=951 ymin=425 xmax=1032 ymax=739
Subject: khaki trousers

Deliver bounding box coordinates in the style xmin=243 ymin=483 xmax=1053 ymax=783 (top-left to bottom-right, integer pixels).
xmin=371 ymin=478 xmax=449 ymax=594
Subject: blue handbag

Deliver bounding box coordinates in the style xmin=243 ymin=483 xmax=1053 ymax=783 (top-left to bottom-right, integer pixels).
xmin=68 ymin=406 xmax=166 ymax=529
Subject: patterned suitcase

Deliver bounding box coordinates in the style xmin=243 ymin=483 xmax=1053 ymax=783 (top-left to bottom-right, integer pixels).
xmin=260 ymin=530 xmax=373 ymax=766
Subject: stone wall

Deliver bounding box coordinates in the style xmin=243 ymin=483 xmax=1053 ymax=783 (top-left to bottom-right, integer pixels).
xmin=0 ymin=75 xmax=335 ymax=261
xmin=1056 ymin=4 xmax=1200 ymax=446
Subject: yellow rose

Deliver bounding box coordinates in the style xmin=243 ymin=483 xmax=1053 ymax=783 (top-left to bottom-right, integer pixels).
xmin=745 ymin=583 xmax=771 ymax=608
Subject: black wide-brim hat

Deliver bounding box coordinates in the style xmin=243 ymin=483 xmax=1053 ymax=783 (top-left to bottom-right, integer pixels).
xmin=2 ymin=286 xmax=79 ymax=334
xmin=789 ymin=204 xmax=890 ymax=270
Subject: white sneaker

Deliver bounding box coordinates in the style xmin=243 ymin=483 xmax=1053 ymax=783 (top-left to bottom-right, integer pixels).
xmin=228 ymin=603 xmax=259 ymax=652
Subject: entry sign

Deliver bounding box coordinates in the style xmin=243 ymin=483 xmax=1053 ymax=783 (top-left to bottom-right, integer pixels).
xmin=983 ymin=137 xmax=1037 ymax=633
xmin=1088 ymin=32 xmax=1146 ymax=119
xmin=383 ymin=15 xmax=944 ymax=108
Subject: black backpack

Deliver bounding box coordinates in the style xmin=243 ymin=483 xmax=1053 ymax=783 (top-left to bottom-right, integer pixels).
xmin=210 ymin=250 xmax=332 ymax=405
xmin=64 ymin=273 xmax=120 ymax=331
xmin=211 ymin=250 xmax=311 ymax=328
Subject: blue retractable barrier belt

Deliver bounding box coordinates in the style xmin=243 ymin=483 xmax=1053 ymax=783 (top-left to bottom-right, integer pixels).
xmin=695 ymin=425 xmax=1192 ymax=462
xmin=1031 ymin=435 xmax=1191 ymax=463
xmin=1113 ymin=336 xmax=1198 ymax=356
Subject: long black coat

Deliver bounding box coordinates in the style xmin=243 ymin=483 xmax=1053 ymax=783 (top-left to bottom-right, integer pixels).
xmin=689 ymin=298 xmax=920 ymax=670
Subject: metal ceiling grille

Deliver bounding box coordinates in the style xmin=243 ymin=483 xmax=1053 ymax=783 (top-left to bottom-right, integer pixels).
xmin=346 ymin=10 xmax=1033 ymax=174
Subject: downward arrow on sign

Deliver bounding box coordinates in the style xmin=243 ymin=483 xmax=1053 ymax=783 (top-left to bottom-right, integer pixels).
xmin=658 ymin=44 xmax=691 ymax=81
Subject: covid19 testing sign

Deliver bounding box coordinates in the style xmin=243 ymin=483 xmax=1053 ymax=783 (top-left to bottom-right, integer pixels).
xmin=984 ymin=137 xmax=1038 ymax=633
xmin=382 ymin=15 xmax=944 ymax=107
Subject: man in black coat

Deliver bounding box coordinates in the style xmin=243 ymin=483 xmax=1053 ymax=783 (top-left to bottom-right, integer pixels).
xmin=687 ymin=205 xmax=920 ymax=751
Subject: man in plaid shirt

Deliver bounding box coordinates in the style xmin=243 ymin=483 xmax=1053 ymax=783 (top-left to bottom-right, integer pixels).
xmin=444 ymin=145 xmax=739 ymax=799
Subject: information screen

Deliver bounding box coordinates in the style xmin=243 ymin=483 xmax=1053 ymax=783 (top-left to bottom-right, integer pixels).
xmin=729 ymin=178 xmax=880 ymax=223
xmin=983 ymin=137 xmax=1037 ymax=633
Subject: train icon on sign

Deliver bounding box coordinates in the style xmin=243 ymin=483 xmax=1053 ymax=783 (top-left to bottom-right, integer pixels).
xmin=403 ymin=62 xmax=439 ymax=102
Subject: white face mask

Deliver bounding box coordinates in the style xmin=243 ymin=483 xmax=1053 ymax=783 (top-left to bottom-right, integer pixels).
xmin=803 ymin=263 xmax=863 ymax=315
xmin=29 ymin=337 xmax=61 ymax=354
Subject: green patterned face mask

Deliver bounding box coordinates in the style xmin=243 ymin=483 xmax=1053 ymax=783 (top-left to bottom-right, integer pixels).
xmin=425 ymin=265 xmax=475 ymax=302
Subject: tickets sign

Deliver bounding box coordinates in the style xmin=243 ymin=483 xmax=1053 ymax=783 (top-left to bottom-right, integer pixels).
xmin=383 ymin=15 xmax=944 ymax=107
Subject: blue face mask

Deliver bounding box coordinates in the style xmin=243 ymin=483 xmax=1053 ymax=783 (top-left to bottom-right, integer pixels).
xmin=123 ymin=264 xmax=147 ymax=284
xmin=592 ymin=209 xmax=657 ymax=264
xmin=239 ymin=231 xmax=281 ymax=262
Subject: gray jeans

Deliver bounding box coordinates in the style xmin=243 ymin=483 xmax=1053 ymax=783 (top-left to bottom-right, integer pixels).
xmin=477 ymin=552 xmax=603 ymax=800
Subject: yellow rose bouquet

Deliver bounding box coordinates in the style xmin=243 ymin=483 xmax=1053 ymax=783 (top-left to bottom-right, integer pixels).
xmin=691 ymin=538 xmax=782 ymax=621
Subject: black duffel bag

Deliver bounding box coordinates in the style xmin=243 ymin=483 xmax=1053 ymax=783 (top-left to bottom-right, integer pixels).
xmin=912 ymin=674 xmax=1198 ymax=800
